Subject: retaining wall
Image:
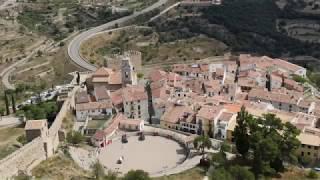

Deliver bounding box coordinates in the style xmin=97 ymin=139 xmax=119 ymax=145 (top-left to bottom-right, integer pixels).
xmin=0 ymin=137 xmax=46 ymax=178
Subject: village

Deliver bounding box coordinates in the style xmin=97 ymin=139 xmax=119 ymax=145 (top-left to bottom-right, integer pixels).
xmin=20 ymin=49 xmax=320 ymax=177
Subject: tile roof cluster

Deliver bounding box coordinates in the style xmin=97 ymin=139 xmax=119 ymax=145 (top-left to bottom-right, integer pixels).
xmin=248 ymin=88 xmax=299 ymax=104
xmin=197 ymin=105 xmax=223 ymax=120
xmin=76 ymin=91 xmax=90 ymax=104
xmin=161 ymin=104 xmax=194 ymax=124
xmin=94 ymin=86 xmax=110 ymax=101
xmin=76 ymin=101 xmax=113 ymax=111
xmin=110 ymin=85 xmax=147 ymax=105
xmin=92 ymin=67 xmax=122 ymax=85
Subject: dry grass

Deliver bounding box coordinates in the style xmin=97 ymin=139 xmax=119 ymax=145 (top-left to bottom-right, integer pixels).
xmin=0 ymin=126 xmax=25 ymax=160
xmin=272 ymin=167 xmax=309 ymax=180
xmin=81 ymin=28 xmax=227 ymax=67
xmin=80 ymin=31 xmax=121 ymax=66
xmin=32 ymin=154 xmax=90 ymax=180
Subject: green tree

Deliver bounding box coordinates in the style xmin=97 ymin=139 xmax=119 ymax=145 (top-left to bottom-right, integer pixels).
xmin=0 ymin=107 xmax=5 ymax=120
xmin=4 ymin=90 xmax=10 ymax=115
xmin=210 ymin=167 xmax=232 ymax=180
xmin=17 ymin=135 xmax=27 ymax=145
xmin=123 ymin=170 xmax=151 ymax=180
xmin=211 ymin=151 xmax=227 ymax=167
xmin=247 ymin=113 xmax=300 ymax=176
xmin=229 ymin=165 xmax=255 ymax=180
xmin=11 ymin=93 xmax=16 ymax=113
xmin=145 ymin=81 xmax=154 ymax=124
xmin=194 ymin=135 xmax=212 ymax=158
xmin=220 ymin=141 xmax=231 ymax=153
xmin=234 ymin=106 xmax=250 ymax=158
xmin=137 ymin=73 xmax=144 ymax=79
xmin=76 ymin=72 xmax=80 ymax=85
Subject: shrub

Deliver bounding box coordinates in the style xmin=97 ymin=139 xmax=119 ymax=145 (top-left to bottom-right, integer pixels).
xmin=307 ymin=170 xmax=318 ymax=179
xmin=17 ymin=135 xmax=28 ymax=145
xmin=299 ymin=156 xmax=312 ymax=167
xmin=66 ymin=131 xmax=85 ymax=145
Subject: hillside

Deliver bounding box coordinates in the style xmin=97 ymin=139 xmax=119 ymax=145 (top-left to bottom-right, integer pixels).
xmin=150 ymin=0 xmax=320 ymax=68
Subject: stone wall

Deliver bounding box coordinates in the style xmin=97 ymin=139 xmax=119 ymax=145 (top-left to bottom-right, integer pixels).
xmin=0 ymin=137 xmax=46 ymax=178
xmin=0 ymin=86 xmax=78 ymax=178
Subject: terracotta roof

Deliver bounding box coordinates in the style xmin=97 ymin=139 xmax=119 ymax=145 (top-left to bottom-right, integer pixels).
xmin=76 ymin=91 xmax=90 ymax=104
xmin=93 ymin=67 xmax=110 ymax=77
xmin=273 ymin=58 xmax=304 ymax=72
xmin=92 ymin=67 xmax=122 ymax=85
xmin=103 ymin=114 xmax=125 ymax=135
xmin=94 ymin=86 xmax=110 ymax=101
xmin=297 ymin=99 xmax=312 ymax=108
xmin=161 ymin=105 xmax=194 ymax=124
xmin=25 ymin=120 xmax=47 ymax=130
xmin=92 ymin=130 xmax=105 ymax=141
xmin=76 ymin=101 xmax=113 ymax=111
xmin=110 ymin=89 xmax=123 ymax=105
xmin=123 ymin=85 xmax=148 ymax=102
xmin=248 ymin=88 xmax=298 ymax=104
xmin=224 ymin=104 xmax=242 ymax=113
xmin=298 ymin=133 xmax=320 ymax=147
xmin=149 ymin=69 xmax=167 ymax=82
xmin=197 ymin=105 xmax=222 ymax=120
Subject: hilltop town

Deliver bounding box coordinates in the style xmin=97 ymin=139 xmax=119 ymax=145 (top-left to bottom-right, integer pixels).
xmin=1 ymin=0 xmax=320 ymax=180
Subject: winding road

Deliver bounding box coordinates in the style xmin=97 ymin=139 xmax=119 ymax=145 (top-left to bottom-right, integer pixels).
xmin=68 ymin=0 xmax=168 ymax=71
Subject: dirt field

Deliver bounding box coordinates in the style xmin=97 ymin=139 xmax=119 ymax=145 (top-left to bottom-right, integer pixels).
xmin=98 ymin=135 xmax=187 ymax=176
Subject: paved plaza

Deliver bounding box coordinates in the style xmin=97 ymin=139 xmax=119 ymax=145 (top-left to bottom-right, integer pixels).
xmin=98 ymin=135 xmax=187 ymax=175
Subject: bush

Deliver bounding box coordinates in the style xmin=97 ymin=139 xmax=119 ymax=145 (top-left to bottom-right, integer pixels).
xmin=66 ymin=131 xmax=85 ymax=145
xmin=123 ymin=170 xmax=151 ymax=180
xmin=17 ymin=135 xmax=28 ymax=145
xmin=307 ymin=170 xmax=318 ymax=179
xmin=59 ymin=42 xmax=65 ymax=47
xmin=299 ymin=156 xmax=312 ymax=167
xmin=292 ymin=74 xmax=307 ymax=83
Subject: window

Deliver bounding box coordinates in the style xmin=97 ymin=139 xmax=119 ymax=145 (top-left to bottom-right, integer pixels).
xmin=301 ymin=152 xmax=304 ymax=156
xmin=302 ymin=144 xmax=305 ymax=148
xmin=308 ymin=146 xmax=312 ymax=149
xmin=308 ymin=152 xmax=311 ymax=155
xmin=138 ymin=105 xmax=141 ymax=110
xmin=315 ymin=147 xmax=319 ymax=150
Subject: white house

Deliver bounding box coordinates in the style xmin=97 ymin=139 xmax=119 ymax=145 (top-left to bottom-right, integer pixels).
xmin=214 ymin=112 xmax=236 ymax=140
xmin=122 ymin=85 xmax=149 ymax=121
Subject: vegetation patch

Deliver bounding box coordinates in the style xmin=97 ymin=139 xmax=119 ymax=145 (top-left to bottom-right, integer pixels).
xmin=32 ymin=154 xmax=90 ymax=179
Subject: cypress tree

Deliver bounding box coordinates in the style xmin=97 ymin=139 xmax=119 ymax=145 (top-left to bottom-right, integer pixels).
xmin=11 ymin=93 xmax=16 ymax=113
xmin=4 ymin=90 xmax=10 ymax=115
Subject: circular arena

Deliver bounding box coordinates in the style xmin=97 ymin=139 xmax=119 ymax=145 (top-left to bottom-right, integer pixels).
xmin=98 ymin=134 xmax=188 ymax=176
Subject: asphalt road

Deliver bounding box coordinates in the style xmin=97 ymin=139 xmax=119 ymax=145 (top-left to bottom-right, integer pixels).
xmin=68 ymin=0 xmax=168 ymax=71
